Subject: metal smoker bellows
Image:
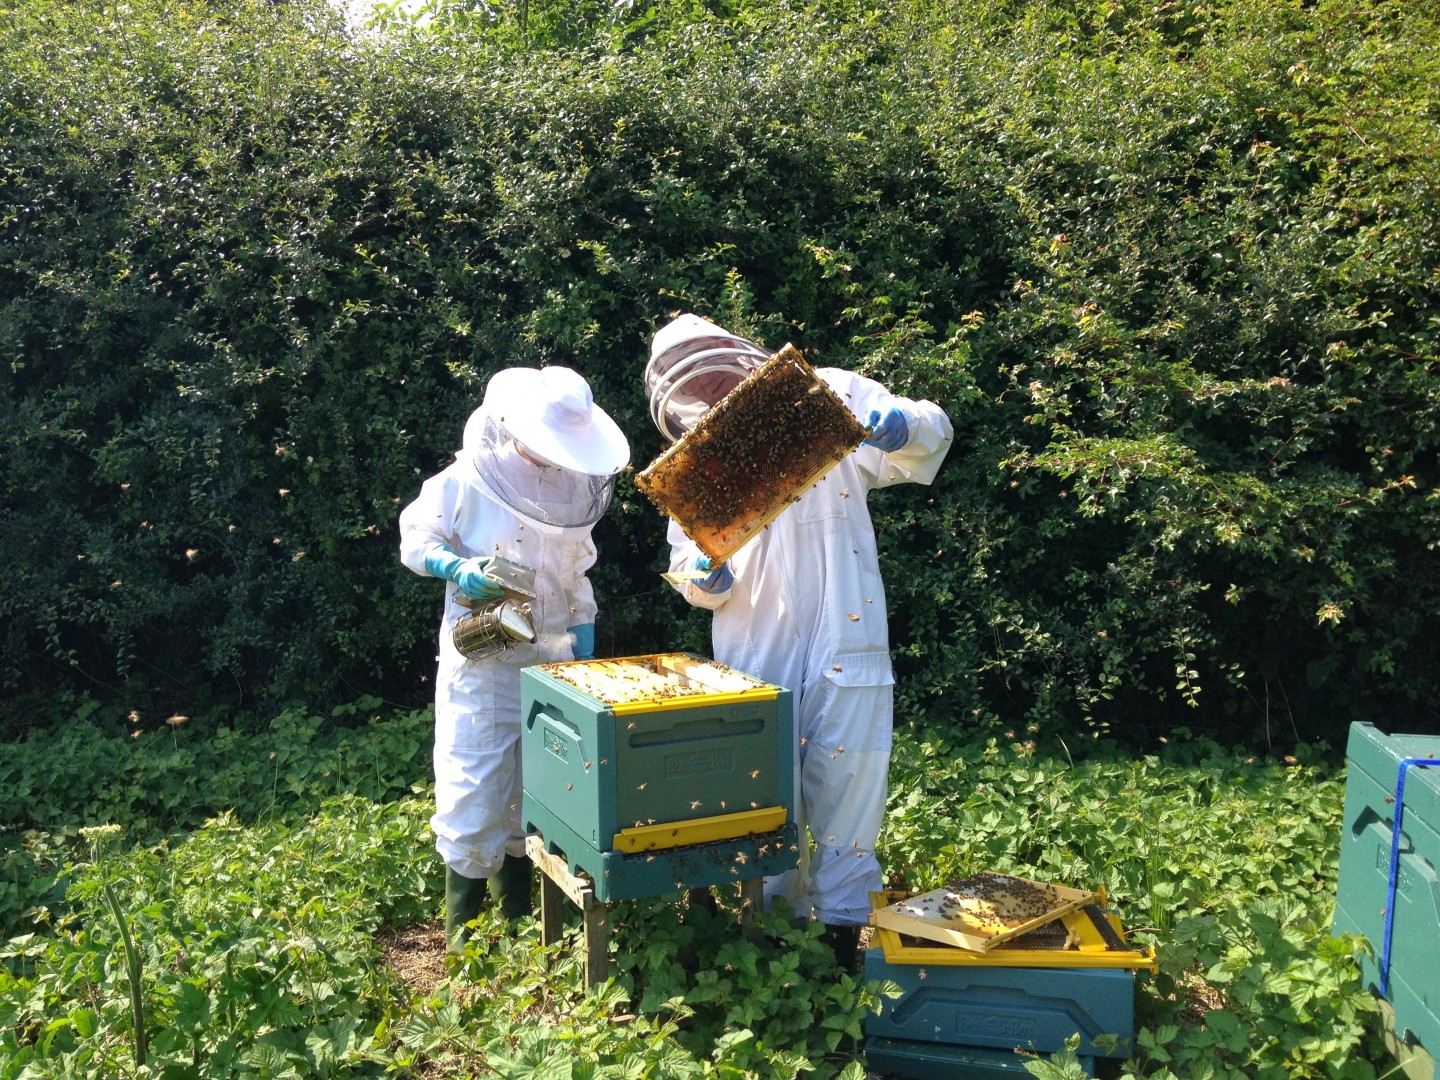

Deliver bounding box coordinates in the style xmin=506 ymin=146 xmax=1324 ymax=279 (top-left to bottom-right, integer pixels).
xmin=636 ymin=343 xmax=868 ymax=565
xmin=520 ymin=653 xmax=799 ymax=902
xmin=452 ymin=556 xmax=537 ymax=661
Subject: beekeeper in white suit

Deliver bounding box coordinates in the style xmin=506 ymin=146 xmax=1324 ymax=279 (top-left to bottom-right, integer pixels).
xmin=646 ymin=313 xmax=953 ymax=971
xmin=400 ymin=366 xmax=629 ymax=950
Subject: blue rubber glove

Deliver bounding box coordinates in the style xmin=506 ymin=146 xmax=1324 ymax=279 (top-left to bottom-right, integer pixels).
xmin=863 ymin=407 xmax=909 ymax=453
xmin=693 ymin=555 xmax=733 ymax=594
xmin=423 ymin=548 xmax=504 ymax=601
xmin=568 ymin=624 xmax=595 ymax=661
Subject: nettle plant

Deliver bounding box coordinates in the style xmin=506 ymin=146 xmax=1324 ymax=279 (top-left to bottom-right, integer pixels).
xmin=2 ymin=800 xmax=426 ymax=1078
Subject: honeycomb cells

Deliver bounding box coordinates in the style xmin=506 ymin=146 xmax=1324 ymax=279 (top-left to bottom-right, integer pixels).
xmin=636 ymin=344 xmax=867 ymax=562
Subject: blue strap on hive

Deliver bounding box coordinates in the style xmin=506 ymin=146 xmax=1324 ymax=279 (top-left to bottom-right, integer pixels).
xmin=1382 ymin=757 xmax=1440 ymax=996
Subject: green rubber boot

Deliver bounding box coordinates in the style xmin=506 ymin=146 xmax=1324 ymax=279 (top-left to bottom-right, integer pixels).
xmin=490 ymin=854 xmax=533 ymax=921
xmin=819 ymin=923 xmax=862 ymax=975
xmin=445 ymin=867 xmax=489 ymax=952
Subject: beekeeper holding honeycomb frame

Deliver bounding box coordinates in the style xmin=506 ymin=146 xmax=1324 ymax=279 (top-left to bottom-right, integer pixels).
xmin=400 ymin=366 xmax=629 ymax=950
xmin=645 ymin=313 xmax=954 ymax=971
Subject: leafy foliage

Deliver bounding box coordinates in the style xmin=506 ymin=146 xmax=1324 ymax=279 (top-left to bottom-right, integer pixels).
xmin=0 ymin=697 xmax=431 ymax=941
xmin=0 ymin=710 xmax=1390 ymax=1078
xmin=2 ymin=0 xmax=1437 ymax=743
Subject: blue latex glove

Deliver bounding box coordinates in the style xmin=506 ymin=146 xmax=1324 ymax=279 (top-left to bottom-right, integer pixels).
xmin=692 ymin=555 xmax=733 ymax=594
xmin=423 ymin=548 xmax=504 ymax=601
xmin=568 ymin=624 xmax=596 ymax=661
xmin=863 ymin=407 xmax=909 ymax=453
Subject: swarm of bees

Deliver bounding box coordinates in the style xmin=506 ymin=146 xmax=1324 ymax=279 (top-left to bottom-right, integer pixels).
xmin=636 ymin=344 xmax=868 ymax=563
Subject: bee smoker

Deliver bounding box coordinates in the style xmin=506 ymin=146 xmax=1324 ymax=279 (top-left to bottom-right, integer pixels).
xmin=452 ymin=556 xmax=538 ymax=661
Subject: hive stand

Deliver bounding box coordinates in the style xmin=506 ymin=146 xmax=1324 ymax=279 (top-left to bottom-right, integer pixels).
xmin=526 ymin=834 xmax=765 ymax=989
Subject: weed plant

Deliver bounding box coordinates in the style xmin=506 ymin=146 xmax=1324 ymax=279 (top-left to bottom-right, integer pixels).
xmin=0 ymin=708 xmax=1389 ymax=1078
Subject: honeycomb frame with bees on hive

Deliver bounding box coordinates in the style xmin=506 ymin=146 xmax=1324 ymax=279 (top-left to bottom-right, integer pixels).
xmin=869 ymin=871 xmax=1099 ymax=952
xmin=636 ymin=343 xmax=869 ymax=565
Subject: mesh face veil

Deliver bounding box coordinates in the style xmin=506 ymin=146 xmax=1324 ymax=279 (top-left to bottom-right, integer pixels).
xmin=468 ymin=412 xmax=618 ymax=533
xmin=461 ymin=366 xmax=628 ymax=535
xmin=645 ymin=318 xmax=771 ymax=443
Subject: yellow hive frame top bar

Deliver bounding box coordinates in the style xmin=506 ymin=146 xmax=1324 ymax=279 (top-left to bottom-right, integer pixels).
xmin=613 ymin=806 xmax=787 ymax=854
xmin=867 ymin=891 xmax=1158 ymax=972
xmin=870 ymin=873 xmax=1098 ymax=952
xmin=537 ymin=653 xmax=779 ymax=714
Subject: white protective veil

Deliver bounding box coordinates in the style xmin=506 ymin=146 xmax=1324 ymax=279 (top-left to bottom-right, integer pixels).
xmin=644 ymin=313 xmax=771 ymax=443
xmin=465 ymin=366 xmax=629 ymax=535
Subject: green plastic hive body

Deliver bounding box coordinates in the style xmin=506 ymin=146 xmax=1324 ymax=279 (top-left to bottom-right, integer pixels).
xmin=864 ymin=1037 xmax=1092 ymax=1079
xmin=863 ymin=948 xmax=1133 ymax=1061
xmin=1333 ymin=721 xmax=1440 ymax=1056
xmin=520 ymin=658 xmax=797 ymax=902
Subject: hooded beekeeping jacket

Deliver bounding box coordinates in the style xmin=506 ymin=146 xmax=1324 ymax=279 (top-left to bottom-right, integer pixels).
xmin=666 ymin=367 xmax=953 ymax=926
xmin=400 ymin=369 xmax=626 ymax=879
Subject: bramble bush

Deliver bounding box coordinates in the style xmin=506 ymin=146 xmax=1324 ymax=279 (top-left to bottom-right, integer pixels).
xmin=2 ymin=0 xmax=1437 ymax=745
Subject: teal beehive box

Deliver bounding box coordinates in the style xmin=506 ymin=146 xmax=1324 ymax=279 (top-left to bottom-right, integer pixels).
xmin=1333 ymin=721 xmax=1440 ymax=1058
xmin=862 ymin=946 xmax=1134 ymax=1060
xmin=865 ymin=1037 xmax=1091 ymax=1079
xmin=521 ymin=653 xmax=798 ymax=902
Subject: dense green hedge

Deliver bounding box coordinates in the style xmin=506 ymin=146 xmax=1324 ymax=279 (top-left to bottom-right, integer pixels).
xmin=2 ymin=0 xmax=1436 ymax=745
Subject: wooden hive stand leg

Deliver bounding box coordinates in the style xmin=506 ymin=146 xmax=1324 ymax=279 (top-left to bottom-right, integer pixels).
xmin=739 ymin=877 xmax=764 ymax=942
xmin=539 ymin=873 xmax=565 ymax=948
xmin=582 ymin=900 xmax=610 ymax=989
xmin=526 ymin=834 xmax=611 ymax=990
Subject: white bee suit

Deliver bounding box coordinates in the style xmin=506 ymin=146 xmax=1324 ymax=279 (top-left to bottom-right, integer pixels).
xmin=399 ymin=367 xmax=627 ymax=881
xmin=666 ymin=368 xmax=953 ymax=926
